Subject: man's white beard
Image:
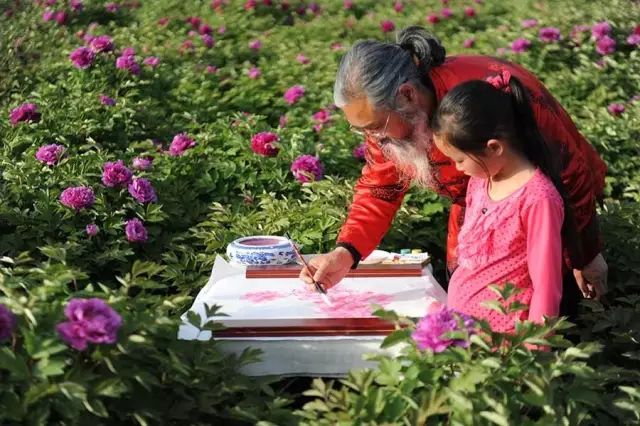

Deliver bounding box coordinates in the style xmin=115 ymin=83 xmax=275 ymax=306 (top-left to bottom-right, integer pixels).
xmin=380 ymin=112 xmax=434 ymax=188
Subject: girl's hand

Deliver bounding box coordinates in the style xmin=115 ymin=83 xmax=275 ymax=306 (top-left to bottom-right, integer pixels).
xmin=573 ymin=253 xmax=608 ymax=300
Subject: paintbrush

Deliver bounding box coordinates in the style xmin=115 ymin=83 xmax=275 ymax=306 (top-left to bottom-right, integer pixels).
xmin=284 ymin=233 xmax=333 ymax=307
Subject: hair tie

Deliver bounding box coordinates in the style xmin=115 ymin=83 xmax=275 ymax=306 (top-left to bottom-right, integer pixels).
xmin=485 ymin=70 xmax=512 ymax=93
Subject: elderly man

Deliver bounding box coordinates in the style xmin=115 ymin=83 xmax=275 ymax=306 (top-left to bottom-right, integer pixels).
xmin=300 ymin=26 xmax=608 ymax=317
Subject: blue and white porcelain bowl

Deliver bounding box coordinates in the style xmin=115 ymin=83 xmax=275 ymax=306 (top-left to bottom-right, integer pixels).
xmin=226 ymin=235 xmax=297 ymax=266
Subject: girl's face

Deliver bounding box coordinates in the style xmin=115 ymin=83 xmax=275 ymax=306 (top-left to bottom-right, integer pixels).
xmin=433 ymin=134 xmax=502 ymax=179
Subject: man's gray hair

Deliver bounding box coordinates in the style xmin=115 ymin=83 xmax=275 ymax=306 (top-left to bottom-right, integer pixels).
xmin=333 ymin=26 xmax=446 ymax=111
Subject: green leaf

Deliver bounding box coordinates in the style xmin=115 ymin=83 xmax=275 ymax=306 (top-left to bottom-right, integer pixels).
xmin=479 ymin=410 xmax=510 ymax=426
xmin=380 ymin=328 xmax=411 ymax=348
xmin=0 ymin=347 xmax=30 ymax=379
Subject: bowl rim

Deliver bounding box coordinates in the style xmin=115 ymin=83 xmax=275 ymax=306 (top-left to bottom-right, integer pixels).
xmin=231 ymin=235 xmax=293 ymax=250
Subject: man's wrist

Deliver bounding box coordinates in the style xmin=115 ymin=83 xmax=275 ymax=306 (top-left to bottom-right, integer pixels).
xmin=335 ymin=242 xmax=361 ymax=269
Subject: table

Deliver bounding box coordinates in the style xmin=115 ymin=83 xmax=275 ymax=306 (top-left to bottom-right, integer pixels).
xmin=178 ymin=256 xmax=447 ymax=376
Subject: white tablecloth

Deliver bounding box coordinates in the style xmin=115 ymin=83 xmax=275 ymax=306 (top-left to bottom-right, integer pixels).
xmin=178 ymin=256 xmax=447 ymax=376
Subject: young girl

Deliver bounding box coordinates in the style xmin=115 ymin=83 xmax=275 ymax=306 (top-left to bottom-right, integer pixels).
xmin=430 ymin=70 xmax=580 ymax=332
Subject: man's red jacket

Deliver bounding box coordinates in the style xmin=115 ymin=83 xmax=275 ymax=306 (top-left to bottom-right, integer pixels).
xmin=337 ymin=55 xmax=607 ymax=272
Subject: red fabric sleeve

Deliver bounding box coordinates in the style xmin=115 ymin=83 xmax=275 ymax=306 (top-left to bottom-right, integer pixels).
xmin=523 ymin=198 xmax=564 ymax=323
xmin=336 ymin=137 xmax=409 ymax=259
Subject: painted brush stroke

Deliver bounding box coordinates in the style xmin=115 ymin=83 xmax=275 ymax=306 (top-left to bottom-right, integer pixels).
xmin=293 ymin=288 xmax=394 ymax=317
xmin=241 ymin=290 xmax=288 ymax=303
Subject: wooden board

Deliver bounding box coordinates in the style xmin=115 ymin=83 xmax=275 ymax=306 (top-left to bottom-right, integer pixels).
xmin=246 ymin=260 xmax=428 ymax=279
xmin=214 ymin=317 xmax=400 ymax=337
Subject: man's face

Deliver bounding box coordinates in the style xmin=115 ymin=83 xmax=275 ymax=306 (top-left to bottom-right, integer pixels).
xmin=342 ymin=97 xmax=435 ymax=188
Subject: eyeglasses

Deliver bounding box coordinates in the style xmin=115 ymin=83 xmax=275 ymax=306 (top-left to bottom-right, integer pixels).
xmin=350 ymin=113 xmax=390 ymax=139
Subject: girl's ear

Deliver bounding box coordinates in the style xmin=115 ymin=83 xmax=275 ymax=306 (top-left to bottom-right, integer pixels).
xmin=485 ymin=138 xmax=504 ymax=157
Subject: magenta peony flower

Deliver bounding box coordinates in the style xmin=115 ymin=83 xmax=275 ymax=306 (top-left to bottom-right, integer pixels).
xmin=426 ymin=13 xmax=439 ymax=24
xmin=627 ymin=34 xmax=640 ymax=46
xmin=596 ymin=35 xmax=616 ymax=55
xmin=352 ymin=143 xmax=366 ymax=161
xmin=42 ymin=9 xmax=55 ymax=21
xmin=158 ymin=17 xmax=169 ymax=26
xmin=511 ymin=38 xmax=532 ymax=53
xmin=412 ymin=307 xmax=476 ymax=352
xmin=393 ymin=1 xmax=403 ymax=12
xmin=89 ymin=35 xmax=114 ymax=53
xmin=102 ymin=160 xmax=133 ymax=187
xmin=463 ymin=37 xmax=475 ymax=48
xmin=132 ymin=156 xmax=153 ymax=170
xmin=105 ymin=2 xmax=119 ymax=12
xmin=607 ymin=103 xmax=625 ymax=116
xmin=116 ymin=53 xmax=140 ymax=74
xmin=169 ymin=133 xmax=196 ymax=156
xmin=86 ymin=223 xmax=99 ymax=236
xmin=248 ymin=39 xmax=262 ymax=50
xmin=128 ymin=177 xmax=157 ymax=203
xmin=205 ymin=65 xmax=218 ymax=74
xmin=283 ymin=85 xmax=305 ymax=105
xmin=35 ymin=144 xmax=65 ymax=166
xmin=296 ymin=53 xmax=310 ymax=64
xmin=440 ymin=7 xmax=452 ymax=18
xmin=343 ymin=0 xmax=353 ymax=9
xmin=9 ymin=103 xmax=40 ymax=126
xmin=291 ymin=154 xmax=324 ymax=183
xmin=251 ymin=132 xmax=279 ymax=157
xmin=100 ymin=95 xmax=116 ymax=106
xmin=54 ymin=10 xmax=67 ymax=25
xmin=70 ymin=0 xmax=83 ymax=12
xmin=59 ymin=186 xmax=95 ymax=211
xmin=464 ymin=6 xmax=476 ymax=17
xmin=56 ymin=298 xmax=122 ymax=351
xmin=121 ymin=47 xmax=135 ymax=56
xmin=309 ymin=2 xmax=320 ymax=14
xmin=125 ymin=218 xmax=148 ymax=242
xmin=244 ymin=0 xmax=256 ymax=10
xmin=521 ymin=18 xmax=538 ymax=28
xmin=539 ymin=27 xmax=561 ymax=42
xmin=70 ymin=46 xmax=95 ymax=69
xmin=570 ymin=24 xmax=590 ymax=42
xmin=0 ymin=304 xmax=17 ymax=342
xmin=143 ymin=56 xmax=160 ymax=67
xmin=199 ymin=23 xmax=213 ymax=35
xmin=381 ymin=20 xmax=395 ymax=33
xmin=592 ymin=21 xmax=611 ymax=40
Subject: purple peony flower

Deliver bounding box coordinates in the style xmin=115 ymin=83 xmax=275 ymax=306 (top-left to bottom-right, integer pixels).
xmin=0 ymin=304 xmax=17 ymax=342
xmin=70 ymin=46 xmax=95 ymax=69
xmin=56 ymin=298 xmax=122 ymax=351
xmin=352 ymin=143 xmax=366 ymax=161
xmin=511 ymin=38 xmax=532 ymax=53
xmin=132 ymin=156 xmax=153 ymax=170
xmin=539 ymin=27 xmax=561 ymax=42
xmin=143 ymin=56 xmax=160 ymax=67
xmin=521 ymin=18 xmax=538 ymax=28
xmin=283 ymin=85 xmax=305 ymax=105
xmin=592 ymin=21 xmax=611 ymax=40
xmin=86 ymin=223 xmax=99 ymax=236
xmin=102 ymin=160 xmax=133 ymax=188
xmin=201 ymin=34 xmax=214 ymax=48
xmin=35 ymin=144 xmax=65 ymax=166
xmin=59 ymin=186 xmax=95 ymax=211
xmin=125 ymin=218 xmax=148 ymax=242
xmin=607 ymin=103 xmax=625 ymax=116
xmin=463 ymin=37 xmax=475 ymax=48
xmin=9 ymin=103 xmax=41 ymax=126
xmin=169 ymin=133 xmax=196 ymax=156
xmin=290 ymin=154 xmax=324 ymax=183
xmin=412 ymin=306 xmax=476 ymax=353
xmin=596 ymin=35 xmax=616 ymax=55
xmin=100 ymin=95 xmax=116 ymax=106
xmin=116 ymin=53 xmax=140 ymax=74
xmin=128 ymin=177 xmax=157 ymax=203
xmin=89 ymin=35 xmax=114 ymax=53
xmin=381 ymin=20 xmax=395 ymax=33
xmin=251 ymin=132 xmax=279 ymax=157
xmin=121 ymin=47 xmax=135 ymax=56
xmin=247 ymin=66 xmax=261 ymax=79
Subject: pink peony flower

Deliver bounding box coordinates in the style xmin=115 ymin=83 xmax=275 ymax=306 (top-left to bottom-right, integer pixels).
xmin=10 ymin=103 xmax=41 ymax=126
xmin=352 ymin=143 xmax=366 ymax=161
xmin=440 ymin=7 xmax=452 ymax=18
xmin=57 ymin=298 xmax=122 ymax=351
xmin=426 ymin=13 xmax=439 ymax=24
xmin=592 ymin=21 xmax=611 ymax=40
xmin=393 ymin=1 xmax=403 ymax=12
xmin=296 ymin=53 xmax=310 ymax=64
xmin=251 ymin=132 xmax=279 ymax=157
xmin=199 ymin=23 xmax=213 ymax=35
xmin=511 ymin=38 xmax=532 ymax=53
xmin=290 ymin=154 xmax=324 ymax=183
xmin=279 ymin=115 xmax=288 ymax=128
xmin=42 ymin=9 xmax=55 ymax=22
xmin=35 ymin=144 xmax=65 ymax=166
xmin=283 ymin=85 xmax=305 ymax=105
xmin=54 ymin=10 xmax=67 ymax=25
xmin=116 ymin=53 xmax=140 ymax=74
xmin=143 ymin=56 xmax=160 ymax=67
xmin=607 ymin=103 xmax=625 ymax=116
xmin=463 ymin=37 xmax=475 ymax=48
xmin=86 ymin=224 xmax=99 ymax=236
xmin=464 ymin=6 xmax=476 ymax=17
xmin=539 ymin=27 xmax=561 ymax=42
xmin=105 ymin=2 xmax=119 ymax=12
xmin=102 ymin=160 xmax=133 ymax=188
xmin=248 ymin=66 xmax=261 ymax=79
xmin=521 ymin=18 xmax=538 ymax=28
xmin=59 ymin=186 xmax=95 ymax=211
xmin=412 ymin=307 xmax=476 ymax=352
xmin=248 ymin=39 xmax=262 ymax=50
xmin=206 ymin=65 xmax=218 ymax=74
xmin=158 ymin=17 xmax=169 ymax=26
xmin=128 ymin=177 xmax=157 ymax=203
xmin=343 ymin=0 xmax=353 ymax=9
xmin=132 ymin=156 xmax=153 ymax=170
xmin=100 ymin=95 xmax=116 ymax=106
xmin=125 ymin=218 xmax=147 ymax=242
xmin=381 ymin=20 xmax=395 ymax=33
xmin=627 ymin=34 xmax=640 ymax=46
xmin=596 ymin=35 xmax=616 ymax=55
xmin=201 ymin=34 xmax=214 ymax=48
xmin=89 ymin=35 xmax=114 ymax=53
xmin=169 ymin=133 xmax=196 ymax=156
xmin=70 ymin=47 xmax=95 ymax=69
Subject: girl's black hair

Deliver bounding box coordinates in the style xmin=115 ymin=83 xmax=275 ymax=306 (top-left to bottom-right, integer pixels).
xmin=430 ymin=76 xmax=582 ymax=265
